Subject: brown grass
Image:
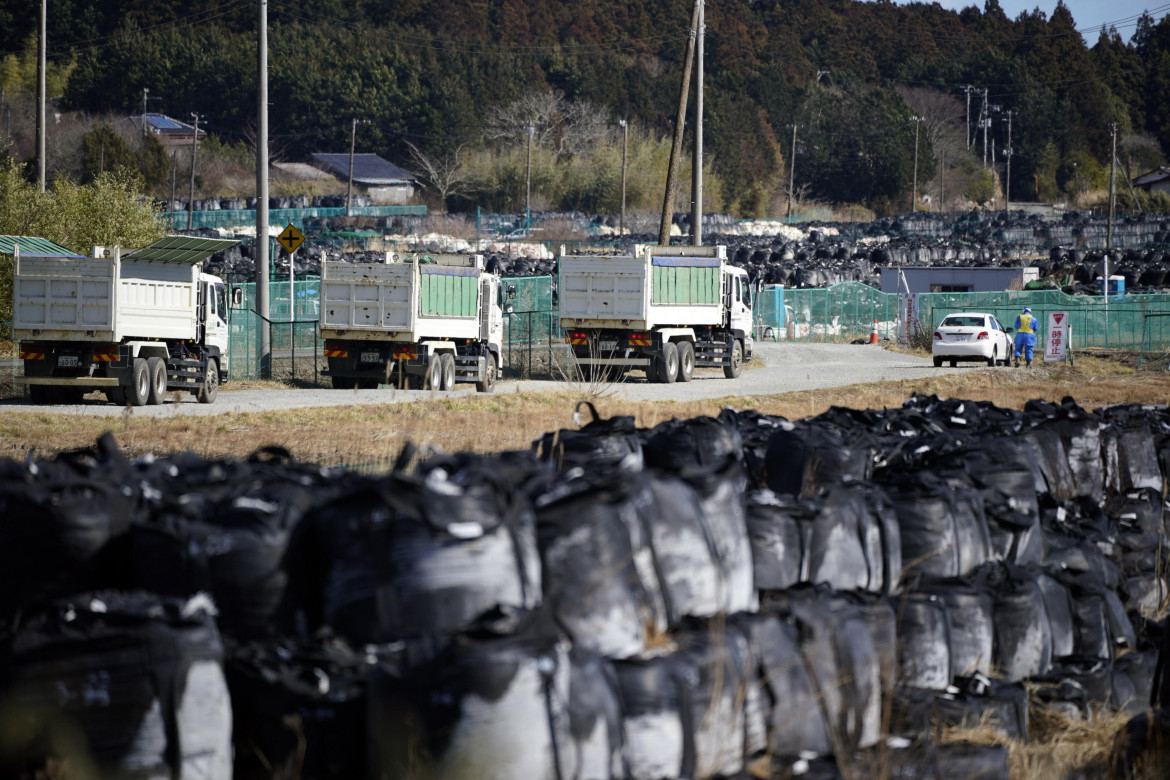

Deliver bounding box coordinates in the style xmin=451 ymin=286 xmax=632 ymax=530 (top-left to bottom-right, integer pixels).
xmin=1 ymin=352 xmax=1168 ymax=466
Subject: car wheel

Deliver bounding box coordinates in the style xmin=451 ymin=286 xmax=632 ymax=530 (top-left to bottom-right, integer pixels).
xmin=129 ymin=357 xmax=150 ymax=406
xmin=949 ymin=359 xmax=957 ymax=368
xmin=723 ymin=339 xmax=743 ymax=379
xmin=197 ymin=359 xmax=219 ymax=404
xmin=475 ymin=353 xmax=497 ymax=393
xmin=987 ymin=349 xmax=997 ymax=368
xmin=147 ymin=356 xmax=167 ymax=404
xmin=933 ymin=356 xmax=943 ymax=367
xmin=656 ymin=342 xmax=679 ymax=384
xmin=677 ymin=340 xmax=695 ymax=382
xmin=439 ymin=353 xmax=456 ymax=391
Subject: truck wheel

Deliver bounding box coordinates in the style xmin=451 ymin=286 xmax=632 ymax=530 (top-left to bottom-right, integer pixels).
xmin=439 ymin=353 xmax=456 ymax=391
xmin=147 ymin=357 xmax=167 ymax=405
xmin=475 ymin=353 xmax=497 ymax=393
xmin=129 ymin=358 xmax=150 ymax=406
xmin=331 ymin=376 xmax=357 ymax=389
xmin=677 ymin=340 xmax=695 ymax=382
xmin=104 ymin=387 xmax=126 ymax=406
xmin=656 ymin=342 xmax=679 ymax=384
xmin=423 ymin=355 xmax=442 ymax=390
xmin=723 ymin=339 xmax=743 ymax=379
xmin=197 ymin=359 xmax=219 ymax=404
xmin=28 ymin=385 xmax=49 ymax=404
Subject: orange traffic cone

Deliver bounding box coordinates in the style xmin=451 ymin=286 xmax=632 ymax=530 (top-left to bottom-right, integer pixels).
xmin=869 ymin=320 xmax=879 ymax=344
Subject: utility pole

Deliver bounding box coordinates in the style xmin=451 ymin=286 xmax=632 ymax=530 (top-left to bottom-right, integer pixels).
xmin=346 ymin=118 xmax=358 ymax=217
xmin=142 ymin=88 xmax=150 ymax=136
xmin=787 ymin=124 xmax=798 ymax=220
xmin=525 ymin=124 xmax=534 ymax=230
xmin=170 ymin=150 xmax=177 ymax=230
xmin=619 ymin=119 xmax=628 ymax=236
xmin=1003 ymin=110 xmax=1013 ymax=214
xmin=36 ymin=0 xmax=46 ymax=192
xmin=1107 ymin=122 xmax=1118 ymax=258
xmin=188 ymin=113 xmax=201 ymax=231
xmin=659 ymin=0 xmax=703 ymax=246
xmin=257 ymin=0 xmax=271 ymax=379
xmin=962 ymin=85 xmax=974 ymax=149
xmin=981 ymin=89 xmax=989 ymax=168
xmin=911 ymin=116 xmax=922 ymax=212
xmin=691 ymin=0 xmax=704 ymax=246
xmin=940 ymin=154 xmax=945 ymax=213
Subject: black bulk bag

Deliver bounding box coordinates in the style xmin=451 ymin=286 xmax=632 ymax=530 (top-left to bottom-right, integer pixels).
xmin=745 ymin=490 xmax=808 ymax=591
xmin=533 ymin=401 xmax=644 ymax=472
xmin=961 ymin=455 xmax=1042 ymax=565
xmin=368 ymin=613 xmax=570 ymax=780
xmin=1099 ymin=406 xmax=1163 ymax=494
xmin=739 ymin=613 xmax=833 ymax=758
xmin=565 ymin=650 xmax=625 ymax=780
xmin=930 ymin=576 xmax=995 ymax=680
xmin=0 ymin=591 xmax=231 ymax=779
xmin=0 ymin=433 xmax=138 ymax=623
xmin=1026 ymin=399 xmax=1106 ymax=504
xmin=226 ymin=632 xmax=370 ymax=779
xmin=764 ymin=420 xmax=873 ymax=499
xmin=307 ymin=453 xmax=543 ymax=647
xmin=887 ymin=472 xmax=991 ymax=580
xmin=612 ymin=654 xmax=689 ymax=780
xmin=536 ymin=466 xmax=667 ymax=659
xmin=895 ymin=592 xmax=952 ymax=691
xmin=988 ymin=565 xmax=1054 ymax=682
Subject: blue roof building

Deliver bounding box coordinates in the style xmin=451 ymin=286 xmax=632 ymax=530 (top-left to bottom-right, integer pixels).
xmin=309 ymin=153 xmax=419 ymax=205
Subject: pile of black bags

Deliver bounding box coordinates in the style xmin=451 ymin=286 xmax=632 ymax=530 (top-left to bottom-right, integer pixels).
xmin=1 ymin=395 xmax=1168 ymax=778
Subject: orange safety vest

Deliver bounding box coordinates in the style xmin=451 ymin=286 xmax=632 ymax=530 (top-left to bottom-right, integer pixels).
xmin=1018 ymin=314 xmax=1037 ymax=334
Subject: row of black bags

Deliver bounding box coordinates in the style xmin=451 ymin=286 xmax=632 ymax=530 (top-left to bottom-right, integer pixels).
xmin=0 ymin=395 xmax=1167 ymax=778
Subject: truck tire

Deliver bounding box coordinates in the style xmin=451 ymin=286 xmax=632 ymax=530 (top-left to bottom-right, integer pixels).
xmin=104 ymin=387 xmax=126 ymax=406
xmin=476 ymin=353 xmax=497 ymax=393
xmin=423 ymin=355 xmax=442 ymax=390
xmin=439 ymin=353 xmax=456 ymax=391
xmin=197 ymin=359 xmax=219 ymax=404
xmin=147 ymin=357 xmax=167 ymax=405
xmin=677 ymin=340 xmax=695 ymax=382
xmin=28 ymin=385 xmax=49 ymax=404
xmin=331 ymin=376 xmax=357 ymax=390
xmin=655 ymin=342 xmax=679 ymax=384
xmin=723 ymin=339 xmax=743 ymax=379
xmin=129 ymin=358 xmax=150 ymax=406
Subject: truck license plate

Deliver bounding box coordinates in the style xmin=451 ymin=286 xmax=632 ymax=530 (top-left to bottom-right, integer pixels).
xmin=598 ymin=340 xmax=618 ymax=351
xmin=57 ymin=355 xmax=79 ymax=367
xmin=360 ymin=351 xmax=380 ymax=363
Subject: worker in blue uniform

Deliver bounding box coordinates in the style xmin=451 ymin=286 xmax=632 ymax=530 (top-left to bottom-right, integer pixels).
xmin=1013 ymin=307 xmax=1038 ymax=367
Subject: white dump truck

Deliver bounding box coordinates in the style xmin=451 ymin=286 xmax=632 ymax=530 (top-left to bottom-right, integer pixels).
xmin=558 ymin=244 xmax=753 ymax=382
xmin=13 ymin=236 xmax=238 ymax=405
xmin=319 ymin=252 xmax=503 ymax=392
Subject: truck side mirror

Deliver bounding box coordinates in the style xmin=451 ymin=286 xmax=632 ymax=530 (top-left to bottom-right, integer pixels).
xmin=232 ymin=287 xmax=244 ymax=308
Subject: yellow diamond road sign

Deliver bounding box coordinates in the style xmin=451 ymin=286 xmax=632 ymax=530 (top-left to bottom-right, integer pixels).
xmin=277 ymin=224 xmax=305 ymax=254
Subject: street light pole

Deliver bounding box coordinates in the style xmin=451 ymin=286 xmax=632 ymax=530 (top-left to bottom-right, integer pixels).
xmin=690 ymin=0 xmax=704 ymax=246
xmin=36 ymin=0 xmax=46 ymax=192
xmin=525 ymin=124 xmax=534 ymax=231
xmin=619 ymin=119 xmax=628 ymax=236
xmin=787 ymin=124 xmax=798 ymax=220
xmin=346 ymin=118 xmax=358 ymax=217
xmin=188 ymin=113 xmax=201 ymax=231
xmin=142 ymin=88 xmax=149 ymax=136
xmin=1003 ymin=110 xmax=1013 ymax=214
xmin=911 ymin=116 xmax=922 ymax=212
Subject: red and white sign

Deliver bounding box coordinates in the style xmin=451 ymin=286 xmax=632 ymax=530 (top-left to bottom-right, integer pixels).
xmin=1044 ymin=311 xmax=1070 ymax=362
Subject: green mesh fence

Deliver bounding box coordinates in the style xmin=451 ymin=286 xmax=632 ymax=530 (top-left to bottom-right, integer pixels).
xmin=163 ymin=205 xmax=426 ymax=231
xmin=227 ymin=280 xmax=323 ymax=381
xmin=778 ymin=283 xmax=1170 ymax=356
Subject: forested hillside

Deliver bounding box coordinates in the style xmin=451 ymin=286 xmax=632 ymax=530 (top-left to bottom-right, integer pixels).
xmin=1 ymin=0 xmax=1167 ymax=215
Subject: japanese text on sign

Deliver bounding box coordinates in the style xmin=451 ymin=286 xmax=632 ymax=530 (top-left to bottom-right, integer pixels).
xmin=1044 ymin=311 xmax=1069 ymax=362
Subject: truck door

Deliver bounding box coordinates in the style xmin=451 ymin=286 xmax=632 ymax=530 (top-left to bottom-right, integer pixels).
xmin=479 ymin=277 xmax=502 ymax=347
xmin=202 ymin=280 xmax=230 ymax=357
xmin=729 ymin=273 xmax=753 ymax=345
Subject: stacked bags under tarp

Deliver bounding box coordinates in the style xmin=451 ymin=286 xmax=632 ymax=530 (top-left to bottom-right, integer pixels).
xmin=0 ymin=395 xmax=1167 ymax=778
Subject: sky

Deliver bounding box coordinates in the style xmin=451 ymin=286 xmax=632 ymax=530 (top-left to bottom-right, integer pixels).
xmin=894 ymin=1 xmax=1170 ymax=41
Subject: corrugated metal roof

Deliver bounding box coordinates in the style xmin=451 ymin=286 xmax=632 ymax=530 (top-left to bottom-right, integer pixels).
xmin=124 ymin=235 xmax=240 ymax=264
xmin=0 ymin=235 xmax=84 ymax=257
xmin=310 ymin=153 xmax=417 ymax=185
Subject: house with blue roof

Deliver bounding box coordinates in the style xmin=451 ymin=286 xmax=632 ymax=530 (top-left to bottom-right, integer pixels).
xmin=135 ymin=113 xmax=206 ymax=146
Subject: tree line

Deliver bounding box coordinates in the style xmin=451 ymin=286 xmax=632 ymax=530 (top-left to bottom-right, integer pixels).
xmin=0 ymin=0 xmax=1167 ymax=216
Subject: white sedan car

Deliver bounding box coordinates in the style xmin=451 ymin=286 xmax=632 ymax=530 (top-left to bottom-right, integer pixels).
xmin=932 ymin=312 xmax=1014 ymax=367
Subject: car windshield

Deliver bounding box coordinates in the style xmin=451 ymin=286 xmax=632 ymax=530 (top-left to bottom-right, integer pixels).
xmin=942 ymin=316 xmax=985 ymax=328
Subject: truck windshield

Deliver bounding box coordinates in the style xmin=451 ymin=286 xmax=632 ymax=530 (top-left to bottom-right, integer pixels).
xmin=741 ymin=278 xmax=751 ymax=307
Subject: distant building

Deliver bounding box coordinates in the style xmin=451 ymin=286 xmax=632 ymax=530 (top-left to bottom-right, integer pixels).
xmin=880 ymin=266 xmax=1039 ymax=294
xmin=309 ymin=153 xmax=418 ymax=205
xmin=133 ymin=113 xmax=206 ymax=146
xmin=271 ymin=161 xmax=339 ymax=185
xmin=1134 ymin=167 xmax=1170 ymax=195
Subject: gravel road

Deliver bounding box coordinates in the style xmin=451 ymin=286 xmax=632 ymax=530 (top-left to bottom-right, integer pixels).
xmin=0 ymin=343 xmax=981 ymax=417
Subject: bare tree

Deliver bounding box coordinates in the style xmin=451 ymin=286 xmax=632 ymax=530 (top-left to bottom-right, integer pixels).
xmin=898 ymin=86 xmax=967 ymax=162
xmin=405 ymin=140 xmax=471 ymax=207
xmin=483 ymin=90 xmax=609 ymax=155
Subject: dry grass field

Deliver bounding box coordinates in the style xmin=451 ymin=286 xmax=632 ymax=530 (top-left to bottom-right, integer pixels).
xmin=1 ymin=350 xmax=1167 ymax=467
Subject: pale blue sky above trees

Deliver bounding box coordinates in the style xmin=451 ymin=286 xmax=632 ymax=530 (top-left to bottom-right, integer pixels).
xmin=892 ymin=0 xmax=1168 ymax=41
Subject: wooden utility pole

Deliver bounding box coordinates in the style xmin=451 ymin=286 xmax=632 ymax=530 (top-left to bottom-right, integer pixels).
xmin=658 ymin=0 xmax=703 ymax=247
xmin=346 ymin=118 xmax=358 ymax=216
xmin=690 ymin=0 xmax=704 ymax=246
xmin=36 ymin=0 xmax=46 ymax=191
xmin=619 ymin=119 xmax=628 ymax=235
xmin=787 ymin=124 xmax=798 ymax=220
xmin=188 ymin=113 xmax=201 ymax=230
